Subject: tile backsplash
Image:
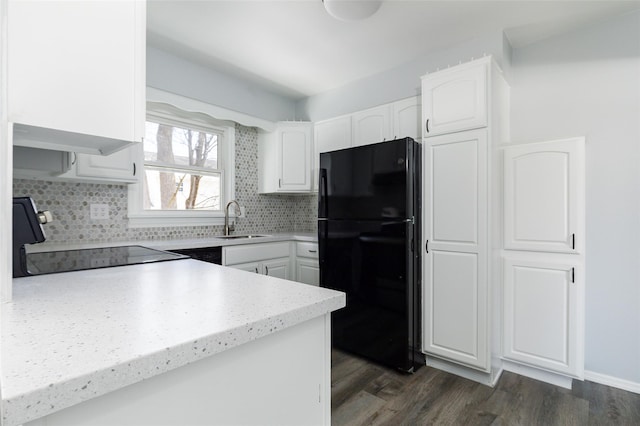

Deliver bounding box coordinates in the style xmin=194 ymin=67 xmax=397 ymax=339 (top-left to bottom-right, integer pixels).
xmin=13 ymin=124 xmax=317 ymax=246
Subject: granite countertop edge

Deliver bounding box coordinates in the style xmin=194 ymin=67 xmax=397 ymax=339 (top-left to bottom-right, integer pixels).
xmin=2 ymin=257 xmax=342 ymax=426
xmin=26 ymin=232 xmax=318 ymax=253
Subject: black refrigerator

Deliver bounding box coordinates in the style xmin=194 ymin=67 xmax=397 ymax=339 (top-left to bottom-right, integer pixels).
xmin=318 ymin=137 xmax=423 ymax=373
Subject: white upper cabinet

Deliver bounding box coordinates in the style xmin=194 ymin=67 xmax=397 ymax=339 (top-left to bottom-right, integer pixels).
xmin=7 ymin=0 xmax=146 ymax=154
xmin=422 ymin=58 xmax=488 ymax=137
xmin=313 ymin=116 xmax=352 ymax=191
xmin=74 ymin=148 xmax=139 ymax=183
xmin=258 ymin=122 xmax=313 ymax=194
xmin=392 ymin=96 xmax=422 ymax=141
xmin=352 ymin=104 xmax=393 ymax=147
xmin=503 ymin=138 xmax=585 ymax=254
xmin=314 ymin=116 xmax=352 ymax=154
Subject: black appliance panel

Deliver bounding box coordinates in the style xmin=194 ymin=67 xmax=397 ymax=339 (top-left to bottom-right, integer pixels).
xmin=169 ymin=246 xmax=222 ymax=265
xmin=13 ymin=197 xmax=47 ymax=277
xmin=25 ymin=246 xmax=188 ymax=276
xmin=318 ymin=219 xmax=417 ymax=372
xmin=319 ymin=138 xmax=415 ymax=220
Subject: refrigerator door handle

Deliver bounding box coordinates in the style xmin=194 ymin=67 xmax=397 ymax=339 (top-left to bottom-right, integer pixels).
xmin=318 ymin=220 xmax=328 ymax=287
xmin=319 ymin=168 xmax=328 ymax=218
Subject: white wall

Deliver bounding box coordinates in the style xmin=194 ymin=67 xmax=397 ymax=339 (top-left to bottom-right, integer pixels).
xmin=510 ymin=10 xmax=640 ymax=385
xmin=147 ymin=46 xmax=298 ymax=123
xmin=297 ymin=30 xmax=506 ymax=122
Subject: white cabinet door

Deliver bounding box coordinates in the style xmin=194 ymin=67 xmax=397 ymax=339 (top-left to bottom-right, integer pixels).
xmin=314 ymin=116 xmax=352 ymax=154
xmin=423 ymin=129 xmax=489 ymax=371
xmin=258 ymin=123 xmax=312 ymax=194
xmin=74 ymin=147 xmax=139 ymax=183
xmin=503 ymin=138 xmax=585 ymax=254
xmin=351 ymin=105 xmax=392 ymax=147
xmin=313 ymin=116 xmax=352 ymax=191
xmin=279 ymin=125 xmax=312 ymax=192
xmin=223 ymin=243 xmax=291 ymax=281
xmin=223 ymin=242 xmax=290 ymax=266
xmin=8 ymin=0 xmax=145 ymax=147
xmin=392 ymin=96 xmax=421 ymax=141
xmin=263 ymin=258 xmax=291 ymax=280
xmin=503 ymin=256 xmax=583 ymax=377
xmin=296 ymin=258 xmax=320 ymax=286
xmin=228 ymin=261 xmax=261 ymax=274
xmin=422 ymin=59 xmax=488 ymax=137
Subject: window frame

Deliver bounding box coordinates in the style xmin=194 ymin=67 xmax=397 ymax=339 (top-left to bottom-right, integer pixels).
xmin=127 ymin=108 xmax=236 ymax=228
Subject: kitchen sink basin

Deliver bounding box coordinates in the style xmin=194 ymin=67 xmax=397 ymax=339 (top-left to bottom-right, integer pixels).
xmin=214 ymin=234 xmax=271 ymax=240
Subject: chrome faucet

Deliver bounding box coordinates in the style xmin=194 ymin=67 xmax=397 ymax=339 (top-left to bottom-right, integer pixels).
xmin=224 ymin=200 xmax=241 ymax=236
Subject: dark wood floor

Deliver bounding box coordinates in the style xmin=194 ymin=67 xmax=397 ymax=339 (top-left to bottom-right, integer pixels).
xmin=331 ymin=349 xmax=640 ymax=425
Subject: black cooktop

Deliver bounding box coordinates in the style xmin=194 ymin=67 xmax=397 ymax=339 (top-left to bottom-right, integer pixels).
xmin=25 ymin=245 xmax=188 ymax=276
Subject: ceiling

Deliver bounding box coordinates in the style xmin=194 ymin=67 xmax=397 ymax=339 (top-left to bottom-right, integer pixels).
xmin=147 ymin=0 xmax=640 ymax=99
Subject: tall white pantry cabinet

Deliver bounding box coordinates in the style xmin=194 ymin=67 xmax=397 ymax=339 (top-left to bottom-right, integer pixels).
xmin=421 ymin=56 xmax=585 ymax=387
xmin=421 ymin=57 xmax=509 ymax=377
xmin=501 ymin=138 xmax=585 ymax=382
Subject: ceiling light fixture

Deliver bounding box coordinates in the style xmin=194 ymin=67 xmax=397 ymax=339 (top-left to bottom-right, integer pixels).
xmin=323 ymin=0 xmax=382 ymax=22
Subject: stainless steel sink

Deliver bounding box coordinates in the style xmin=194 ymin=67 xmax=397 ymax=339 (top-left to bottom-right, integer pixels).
xmin=214 ymin=234 xmax=271 ymax=240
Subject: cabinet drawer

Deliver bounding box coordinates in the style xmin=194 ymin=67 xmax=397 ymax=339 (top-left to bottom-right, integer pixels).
xmin=224 ymin=242 xmax=290 ymax=265
xmin=296 ymin=242 xmax=318 ymax=259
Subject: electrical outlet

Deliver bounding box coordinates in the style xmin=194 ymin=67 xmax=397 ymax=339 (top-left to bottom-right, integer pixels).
xmin=239 ymin=206 xmax=246 ymax=217
xmin=90 ymin=204 xmax=109 ymax=220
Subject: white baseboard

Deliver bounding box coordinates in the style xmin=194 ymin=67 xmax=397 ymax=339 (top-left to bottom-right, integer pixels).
xmin=584 ymin=370 xmax=640 ymax=395
xmin=502 ymin=360 xmax=574 ymax=389
xmin=426 ymin=356 xmax=502 ymax=387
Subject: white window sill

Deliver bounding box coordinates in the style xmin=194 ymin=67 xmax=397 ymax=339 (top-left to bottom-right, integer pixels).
xmin=127 ymin=212 xmax=237 ymax=229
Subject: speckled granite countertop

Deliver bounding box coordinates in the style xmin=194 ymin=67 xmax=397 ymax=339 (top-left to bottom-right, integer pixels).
xmin=26 ymin=232 xmax=318 ymax=253
xmin=2 ymin=259 xmax=344 ymax=426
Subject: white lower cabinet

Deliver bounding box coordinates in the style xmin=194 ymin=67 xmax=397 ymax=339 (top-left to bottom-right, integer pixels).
xmin=223 ymin=242 xmax=292 ymax=280
xmin=230 ymin=258 xmax=291 ymax=280
xmin=502 ymin=256 xmax=583 ymax=377
xmin=295 ymin=242 xmax=319 ymax=286
xmin=296 ymin=259 xmax=319 ymax=286
xmin=224 ymin=241 xmax=321 ymax=285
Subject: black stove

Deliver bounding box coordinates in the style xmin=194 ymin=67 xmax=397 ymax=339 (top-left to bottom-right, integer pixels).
xmin=25 ymin=245 xmax=188 ymax=276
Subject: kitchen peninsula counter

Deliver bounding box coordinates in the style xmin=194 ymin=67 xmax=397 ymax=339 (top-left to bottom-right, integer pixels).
xmin=2 ymin=259 xmax=345 ymax=426
xmin=25 ymin=232 xmax=318 ymax=253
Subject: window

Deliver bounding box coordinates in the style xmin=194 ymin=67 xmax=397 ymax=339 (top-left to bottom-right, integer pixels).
xmin=144 ymin=119 xmax=222 ymax=211
xmin=128 ymin=101 xmax=235 ymax=228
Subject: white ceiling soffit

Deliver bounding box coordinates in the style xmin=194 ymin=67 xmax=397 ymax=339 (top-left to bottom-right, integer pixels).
xmin=147 ymin=0 xmax=640 ymax=99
